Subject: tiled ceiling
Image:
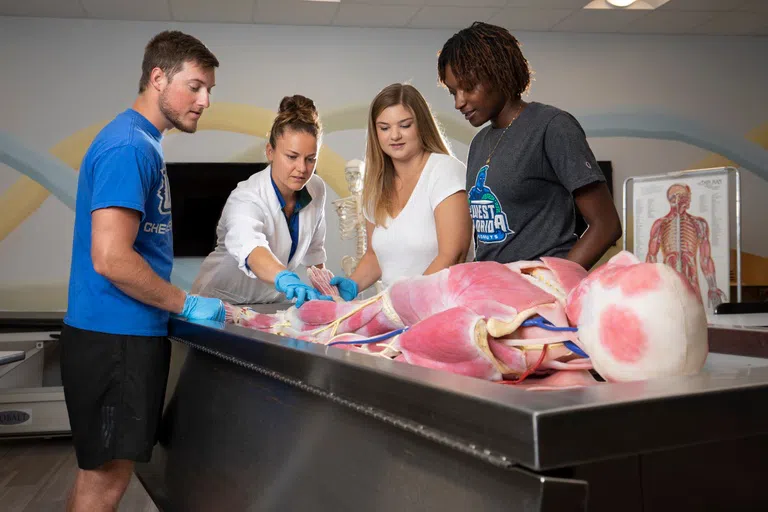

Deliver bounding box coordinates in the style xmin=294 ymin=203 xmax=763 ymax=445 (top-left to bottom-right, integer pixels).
xmin=0 ymin=0 xmax=765 ymax=36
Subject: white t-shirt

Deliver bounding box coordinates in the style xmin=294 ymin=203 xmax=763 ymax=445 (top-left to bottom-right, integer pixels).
xmin=367 ymin=153 xmax=467 ymax=287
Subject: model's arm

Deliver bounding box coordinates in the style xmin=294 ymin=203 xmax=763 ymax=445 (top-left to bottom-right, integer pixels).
xmin=696 ymin=217 xmax=726 ymax=307
xmin=349 ymin=221 xmax=383 ymax=292
xmin=696 ymin=219 xmax=716 ymax=277
xmin=646 ymin=218 xmax=663 ymax=263
xmin=567 ymin=182 xmax=622 ymax=270
xmin=423 ymin=191 xmax=472 ymax=275
xmin=91 ymin=207 xmax=186 ymax=313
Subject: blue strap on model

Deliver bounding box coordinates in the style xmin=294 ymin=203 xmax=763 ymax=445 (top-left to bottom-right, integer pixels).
xmin=521 ymin=316 xmax=588 ymax=358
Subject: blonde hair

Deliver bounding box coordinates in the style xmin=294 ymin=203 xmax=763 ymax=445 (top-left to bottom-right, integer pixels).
xmin=268 ymin=94 xmax=322 ymax=149
xmin=363 ymin=83 xmax=451 ymax=227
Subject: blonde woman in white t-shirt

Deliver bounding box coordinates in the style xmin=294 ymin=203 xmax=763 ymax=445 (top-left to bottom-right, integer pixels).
xmin=330 ymin=83 xmax=473 ymax=301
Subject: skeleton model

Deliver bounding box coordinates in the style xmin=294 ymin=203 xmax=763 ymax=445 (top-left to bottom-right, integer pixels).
xmin=646 ymin=183 xmax=726 ymax=309
xmin=332 ymin=159 xmax=367 ymax=277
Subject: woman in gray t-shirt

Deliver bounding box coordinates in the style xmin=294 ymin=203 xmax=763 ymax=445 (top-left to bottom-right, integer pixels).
xmin=437 ymin=22 xmax=621 ymax=270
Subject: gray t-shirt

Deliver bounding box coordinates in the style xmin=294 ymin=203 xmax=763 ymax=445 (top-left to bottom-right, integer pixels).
xmin=467 ymin=102 xmax=605 ymax=263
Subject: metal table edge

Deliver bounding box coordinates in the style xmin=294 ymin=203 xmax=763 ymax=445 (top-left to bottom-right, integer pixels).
xmin=170 ymin=318 xmax=768 ymax=472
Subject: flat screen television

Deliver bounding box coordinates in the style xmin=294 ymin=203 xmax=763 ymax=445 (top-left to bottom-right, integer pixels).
xmin=166 ymin=162 xmax=269 ymax=257
xmin=166 ymin=159 xmax=611 ymax=256
xmin=575 ymin=161 xmax=613 ymax=237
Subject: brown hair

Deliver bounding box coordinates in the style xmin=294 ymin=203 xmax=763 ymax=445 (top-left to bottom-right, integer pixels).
xmin=437 ymin=22 xmax=531 ymax=102
xmin=268 ymin=95 xmax=323 ymax=149
xmin=138 ymin=30 xmax=219 ymax=93
xmin=362 ymin=83 xmax=451 ymax=227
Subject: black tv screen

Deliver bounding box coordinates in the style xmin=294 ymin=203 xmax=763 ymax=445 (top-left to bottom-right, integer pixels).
xmin=166 ymin=162 xmax=269 ymax=257
xmin=575 ymin=160 xmax=613 ymax=237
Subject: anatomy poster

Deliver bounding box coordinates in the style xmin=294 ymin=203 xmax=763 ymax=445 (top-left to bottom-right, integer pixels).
xmin=633 ymin=170 xmax=730 ymax=315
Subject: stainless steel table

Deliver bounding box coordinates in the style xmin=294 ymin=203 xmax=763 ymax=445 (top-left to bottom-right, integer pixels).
xmin=136 ymin=305 xmax=768 ymax=511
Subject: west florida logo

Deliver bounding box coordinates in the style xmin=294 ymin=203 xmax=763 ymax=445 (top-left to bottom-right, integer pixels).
xmin=157 ymin=167 xmax=172 ymax=216
xmin=468 ymin=166 xmax=513 ymax=243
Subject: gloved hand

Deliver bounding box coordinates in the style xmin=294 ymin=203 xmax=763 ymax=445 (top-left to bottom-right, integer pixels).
xmin=329 ymin=276 xmax=358 ymax=302
xmin=275 ymin=270 xmax=332 ymax=308
xmin=178 ymin=294 xmax=226 ymax=322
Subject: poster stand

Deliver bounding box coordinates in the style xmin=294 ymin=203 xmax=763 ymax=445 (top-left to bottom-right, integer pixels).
xmin=622 ymin=166 xmax=742 ymax=313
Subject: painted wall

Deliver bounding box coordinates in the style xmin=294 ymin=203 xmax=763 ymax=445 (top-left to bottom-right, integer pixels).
xmin=1 ymin=16 xmax=767 ymax=310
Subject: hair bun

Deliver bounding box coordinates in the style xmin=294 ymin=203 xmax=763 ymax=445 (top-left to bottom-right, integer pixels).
xmin=268 ymin=94 xmax=323 ymax=149
xmin=279 ymin=94 xmax=317 ymax=115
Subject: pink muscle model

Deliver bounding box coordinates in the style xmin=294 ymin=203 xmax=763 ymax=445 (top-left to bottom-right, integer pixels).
xmin=646 ymin=183 xmax=726 ymax=309
xmin=221 ymin=252 xmax=708 ymax=390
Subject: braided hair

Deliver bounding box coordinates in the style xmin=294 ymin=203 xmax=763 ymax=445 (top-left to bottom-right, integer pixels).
xmin=438 ymin=22 xmax=532 ymax=102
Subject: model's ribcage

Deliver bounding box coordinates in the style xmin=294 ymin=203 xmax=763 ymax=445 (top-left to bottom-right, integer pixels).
xmin=679 ymin=218 xmax=699 ymax=256
xmin=658 ymin=215 xmax=701 ymax=293
xmin=659 ymin=216 xmax=698 ymax=271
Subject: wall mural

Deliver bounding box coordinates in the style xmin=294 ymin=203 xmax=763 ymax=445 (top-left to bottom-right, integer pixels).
xmin=2 ymin=102 xmax=768 ymax=293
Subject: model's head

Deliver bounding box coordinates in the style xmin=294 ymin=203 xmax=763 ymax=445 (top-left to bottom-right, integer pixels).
xmin=667 ymin=184 xmax=691 ymax=213
xmin=438 ymin=22 xmax=531 ymax=127
xmin=363 ymin=83 xmax=451 ymax=226
xmin=266 ymin=95 xmax=322 ymax=195
xmin=139 ymin=30 xmax=219 ymax=133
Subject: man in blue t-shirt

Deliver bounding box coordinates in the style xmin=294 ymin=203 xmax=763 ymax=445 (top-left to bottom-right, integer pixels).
xmin=60 ymin=30 xmax=223 ymax=511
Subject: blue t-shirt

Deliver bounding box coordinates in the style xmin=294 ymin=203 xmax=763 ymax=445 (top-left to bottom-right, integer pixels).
xmin=65 ymin=109 xmax=173 ymax=336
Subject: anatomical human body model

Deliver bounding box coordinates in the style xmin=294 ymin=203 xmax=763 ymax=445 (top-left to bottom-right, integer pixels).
xmin=646 ymin=183 xmax=726 ymax=309
xmin=226 ymin=252 xmax=708 ymax=389
xmin=332 ymin=159 xmax=367 ymax=277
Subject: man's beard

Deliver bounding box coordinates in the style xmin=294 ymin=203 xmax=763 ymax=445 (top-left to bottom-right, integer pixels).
xmin=159 ymin=90 xmax=197 ymax=133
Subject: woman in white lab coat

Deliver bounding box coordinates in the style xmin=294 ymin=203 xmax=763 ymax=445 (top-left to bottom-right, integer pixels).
xmin=191 ymin=95 xmax=331 ymax=307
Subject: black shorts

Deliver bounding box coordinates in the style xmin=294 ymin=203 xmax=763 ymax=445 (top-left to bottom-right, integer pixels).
xmin=60 ymin=324 xmax=171 ymax=470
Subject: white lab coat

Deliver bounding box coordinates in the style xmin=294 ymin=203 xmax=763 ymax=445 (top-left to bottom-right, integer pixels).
xmin=191 ymin=166 xmax=327 ymax=304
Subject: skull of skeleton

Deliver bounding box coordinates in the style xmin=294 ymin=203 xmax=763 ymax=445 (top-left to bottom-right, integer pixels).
xmin=344 ymin=159 xmax=365 ymax=195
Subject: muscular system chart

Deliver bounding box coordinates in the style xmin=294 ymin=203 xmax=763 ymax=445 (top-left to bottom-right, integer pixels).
xmin=633 ymin=171 xmax=730 ymax=314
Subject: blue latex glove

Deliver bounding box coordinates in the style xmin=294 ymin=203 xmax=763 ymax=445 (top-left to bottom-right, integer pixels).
xmin=179 ymin=294 xmax=226 ymax=322
xmin=275 ymin=270 xmax=332 ymax=308
xmin=330 ymin=276 xmax=358 ymax=302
